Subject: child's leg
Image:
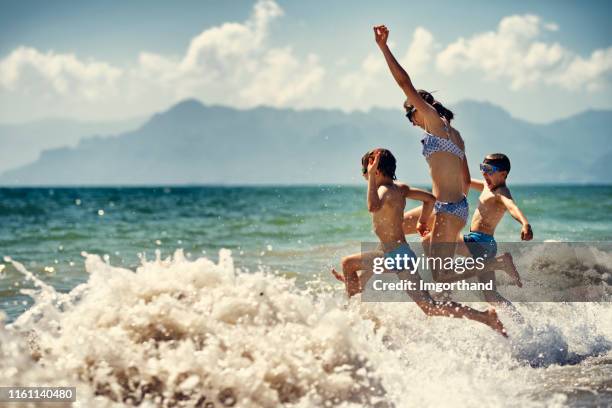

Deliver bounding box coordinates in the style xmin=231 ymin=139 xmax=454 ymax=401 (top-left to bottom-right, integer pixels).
xmin=428 ymin=230 xmax=520 ymax=283
xmin=403 ymin=205 xmax=434 ymax=235
xmin=331 ymin=251 xmax=381 ymax=297
xmin=477 ymin=263 xmax=525 ymax=322
xmin=459 ymin=236 xmax=523 ymax=319
xmin=397 ymin=271 xmax=507 ymax=336
xmin=480 ymin=253 xmax=522 ymax=287
xmin=428 ymin=213 xmax=466 ymax=283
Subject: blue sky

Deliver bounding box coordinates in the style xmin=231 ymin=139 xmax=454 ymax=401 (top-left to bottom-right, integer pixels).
xmin=1 ymin=0 xmax=610 ymax=123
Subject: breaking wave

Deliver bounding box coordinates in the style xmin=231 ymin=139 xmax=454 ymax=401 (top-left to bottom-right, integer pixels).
xmin=1 ymin=249 xmax=611 ymax=407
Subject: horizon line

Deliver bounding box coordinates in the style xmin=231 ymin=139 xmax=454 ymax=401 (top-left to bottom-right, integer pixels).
xmin=1 ymin=182 xmax=611 ymax=189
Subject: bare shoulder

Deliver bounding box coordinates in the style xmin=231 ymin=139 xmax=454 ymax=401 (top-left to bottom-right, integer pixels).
xmin=394 ymin=181 xmax=410 ymax=193
xmin=494 ymin=185 xmax=513 ymax=200
xmin=377 ymin=184 xmax=390 ymax=193
xmin=377 ymin=184 xmax=393 ymax=198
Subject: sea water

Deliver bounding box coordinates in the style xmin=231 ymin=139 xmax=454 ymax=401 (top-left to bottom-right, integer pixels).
xmin=0 ymin=186 xmax=611 ymax=407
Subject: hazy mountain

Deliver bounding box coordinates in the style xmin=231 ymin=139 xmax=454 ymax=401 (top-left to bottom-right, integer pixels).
xmin=0 ymin=117 xmax=145 ymax=173
xmin=0 ymin=99 xmax=610 ymax=185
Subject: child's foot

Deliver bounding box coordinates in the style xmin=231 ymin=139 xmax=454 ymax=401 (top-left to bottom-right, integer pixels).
xmin=331 ymin=267 xmax=345 ymax=282
xmin=485 ymin=308 xmax=508 ymax=337
xmin=345 ymin=271 xmax=362 ymax=297
xmin=331 ymin=268 xmax=360 ymax=297
xmin=502 ymin=252 xmax=522 ymax=287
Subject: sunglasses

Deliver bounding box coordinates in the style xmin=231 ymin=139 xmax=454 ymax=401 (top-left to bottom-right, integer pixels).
xmin=480 ymin=163 xmax=502 ymax=175
xmin=405 ymin=106 xmax=416 ymax=123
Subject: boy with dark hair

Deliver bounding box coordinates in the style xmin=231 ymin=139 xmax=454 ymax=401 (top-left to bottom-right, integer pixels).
xmin=457 ymin=153 xmax=533 ymax=310
xmin=332 ymin=148 xmax=507 ymax=336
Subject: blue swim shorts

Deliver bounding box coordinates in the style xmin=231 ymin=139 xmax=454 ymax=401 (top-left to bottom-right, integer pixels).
xmin=463 ymin=231 xmax=497 ymax=260
xmin=383 ymin=242 xmax=417 ymax=273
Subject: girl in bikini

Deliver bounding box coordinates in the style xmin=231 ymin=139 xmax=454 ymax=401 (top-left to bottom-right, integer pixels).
xmin=375 ymin=25 xmax=477 ymax=283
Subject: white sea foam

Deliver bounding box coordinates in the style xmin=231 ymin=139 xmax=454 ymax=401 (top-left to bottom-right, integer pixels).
xmin=0 ymin=249 xmax=611 ymax=407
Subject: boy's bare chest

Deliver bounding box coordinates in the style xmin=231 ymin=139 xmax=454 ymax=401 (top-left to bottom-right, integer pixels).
xmin=478 ymin=191 xmax=504 ymax=214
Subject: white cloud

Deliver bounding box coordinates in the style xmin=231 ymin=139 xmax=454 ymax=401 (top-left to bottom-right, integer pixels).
xmin=544 ymin=22 xmax=559 ymax=32
xmin=339 ymin=53 xmax=384 ymax=99
xmin=0 ymin=46 xmax=122 ymax=100
xmin=435 ymin=14 xmax=612 ymax=91
xmin=549 ymin=47 xmax=612 ymax=91
xmin=339 ymin=27 xmax=435 ymax=102
xmin=240 ymin=49 xmax=324 ymax=105
xmin=132 ymin=0 xmax=323 ymax=108
xmin=0 ymin=0 xmax=324 ymax=118
xmin=400 ymin=27 xmax=435 ymax=75
xmin=178 ymin=0 xmax=281 ymax=72
xmin=0 ymin=7 xmax=610 ymax=122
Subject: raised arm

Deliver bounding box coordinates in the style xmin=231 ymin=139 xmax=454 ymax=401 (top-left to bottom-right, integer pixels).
xmin=469 ymin=179 xmax=485 ymax=191
xmin=366 ymin=152 xmax=384 ymax=212
xmin=498 ymin=193 xmax=533 ymax=240
xmin=374 ymin=25 xmax=438 ymax=122
xmin=402 ymin=184 xmax=435 ymax=236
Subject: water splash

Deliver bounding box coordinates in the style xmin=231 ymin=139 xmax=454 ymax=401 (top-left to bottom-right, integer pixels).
xmin=0 ymin=250 xmax=610 ymax=407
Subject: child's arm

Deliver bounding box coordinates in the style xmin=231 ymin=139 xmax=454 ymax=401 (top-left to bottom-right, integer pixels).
xmin=366 ymin=153 xmax=384 ymax=212
xmin=470 ymin=179 xmax=485 ymax=192
xmin=373 ymin=25 xmax=439 ymax=125
xmin=403 ymin=185 xmax=435 ymax=236
xmin=498 ymin=193 xmax=533 ymax=241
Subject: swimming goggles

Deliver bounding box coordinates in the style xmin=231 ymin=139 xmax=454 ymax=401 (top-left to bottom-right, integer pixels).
xmin=480 ymin=163 xmax=502 ymax=175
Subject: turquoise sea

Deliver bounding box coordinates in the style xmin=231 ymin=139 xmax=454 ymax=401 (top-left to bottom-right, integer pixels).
xmin=0 ymin=185 xmax=611 ymax=407
xmin=1 ymin=185 xmax=611 ymax=319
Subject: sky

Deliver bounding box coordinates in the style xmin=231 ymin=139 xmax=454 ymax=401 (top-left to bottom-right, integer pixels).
xmin=0 ymin=0 xmax=611 ymax=124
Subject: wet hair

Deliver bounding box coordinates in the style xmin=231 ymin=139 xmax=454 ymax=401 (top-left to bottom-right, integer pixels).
xmin=484 ymin=153 xmax=511 ymax=174
xmin=361 ymin=148 xmax=397 ymax=180
xmin=404 ymin=90 xmax=454 ymax=122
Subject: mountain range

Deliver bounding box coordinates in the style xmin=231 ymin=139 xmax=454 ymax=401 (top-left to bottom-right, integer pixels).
xmin=0 ymin=99 xmax=610 ymax=185
xmin=0 ymin=117 xmax=144 ymax=174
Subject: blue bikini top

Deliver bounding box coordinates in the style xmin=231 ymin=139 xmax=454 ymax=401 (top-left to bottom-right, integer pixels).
xmin=421 ymin=130 xmax=465 ymax=160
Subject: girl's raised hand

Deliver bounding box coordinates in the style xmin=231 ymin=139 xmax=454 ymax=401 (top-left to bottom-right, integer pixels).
xmin=373 ymin=25 xmax=389 ymax=46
